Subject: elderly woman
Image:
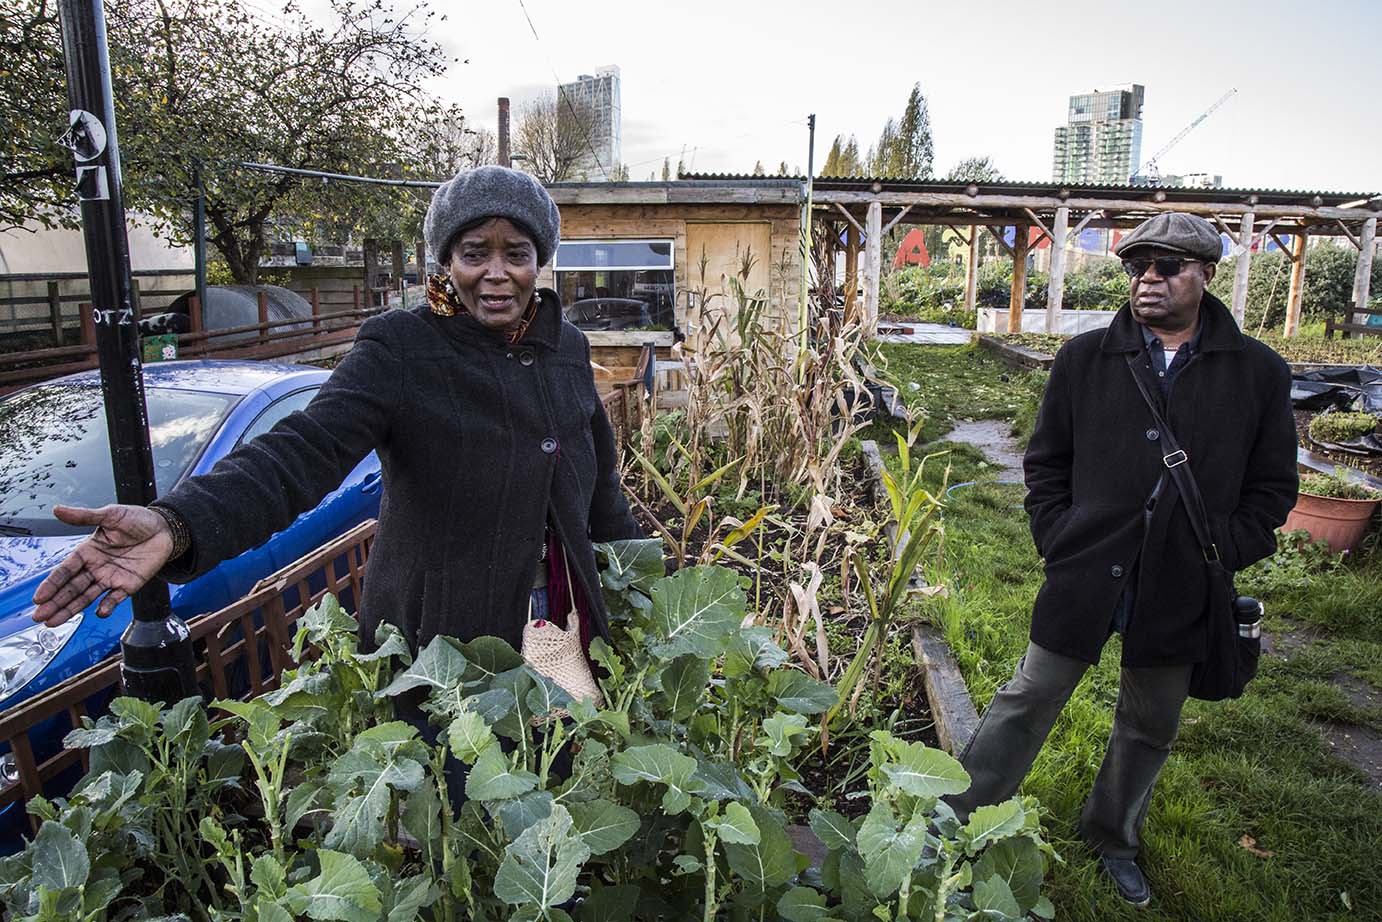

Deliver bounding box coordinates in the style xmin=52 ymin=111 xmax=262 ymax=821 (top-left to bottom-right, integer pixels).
xmin=32 ymin=166 xmax=641 ymax=675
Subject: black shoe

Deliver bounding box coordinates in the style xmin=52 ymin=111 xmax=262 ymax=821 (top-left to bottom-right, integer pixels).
xmin=1099 ymin=856 xmax=1151 ymax=908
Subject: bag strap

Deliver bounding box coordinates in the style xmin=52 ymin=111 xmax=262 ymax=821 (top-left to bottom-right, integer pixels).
xmin=1123 ymin=352 xmax=1221 ymax=564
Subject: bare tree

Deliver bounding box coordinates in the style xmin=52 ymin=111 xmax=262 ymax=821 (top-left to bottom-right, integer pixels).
xmin=513 ymin=91 xmax=596 ymax=183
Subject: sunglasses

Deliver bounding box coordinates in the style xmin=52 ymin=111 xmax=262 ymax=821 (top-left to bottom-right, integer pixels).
xmin=1121 ymin=257 xmax=1200 ymax=279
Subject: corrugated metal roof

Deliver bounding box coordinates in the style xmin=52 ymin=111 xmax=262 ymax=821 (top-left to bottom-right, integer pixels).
xmin=678 ymin=173 xmax=1380 ymax=206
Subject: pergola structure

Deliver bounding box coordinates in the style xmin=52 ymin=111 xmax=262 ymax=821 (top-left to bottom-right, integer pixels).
xmin=687 ymin=175 xmax=1382 ymax=336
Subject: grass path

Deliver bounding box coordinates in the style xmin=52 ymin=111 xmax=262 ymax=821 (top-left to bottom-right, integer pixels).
xmin=877 ymin=342 xmax=1382 ymax=922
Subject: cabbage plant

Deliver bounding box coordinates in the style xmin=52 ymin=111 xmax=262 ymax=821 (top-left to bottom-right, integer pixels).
xmin=0 ymin=539 xmax=1050 ymax=922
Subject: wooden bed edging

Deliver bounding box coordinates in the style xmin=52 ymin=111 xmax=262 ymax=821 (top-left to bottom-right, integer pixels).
xmin=975 ymin=335 xmax=1056 ymax=371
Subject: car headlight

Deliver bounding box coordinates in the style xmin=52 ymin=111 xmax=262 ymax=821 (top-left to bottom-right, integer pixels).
xmin=0 ymin=614 xmax=83 ymax=705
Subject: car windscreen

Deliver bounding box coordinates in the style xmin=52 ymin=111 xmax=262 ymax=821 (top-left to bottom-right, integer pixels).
xmin=0 ymin=384 xmax=235 ymax=536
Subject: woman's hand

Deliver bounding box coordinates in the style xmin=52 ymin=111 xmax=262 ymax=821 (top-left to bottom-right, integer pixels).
xmin=31 ymin=504 xmax=176 ymax=627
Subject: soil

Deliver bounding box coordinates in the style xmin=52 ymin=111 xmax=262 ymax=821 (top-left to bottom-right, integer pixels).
xmin=1294 ymin=409 xmax=1382 ymax=477
xmin=789 ymin=670 xmax=940 ymax=820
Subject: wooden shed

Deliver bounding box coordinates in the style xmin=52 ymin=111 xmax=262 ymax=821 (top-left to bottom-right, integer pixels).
xmin=540 ymin=179 xmax=804 ymax=388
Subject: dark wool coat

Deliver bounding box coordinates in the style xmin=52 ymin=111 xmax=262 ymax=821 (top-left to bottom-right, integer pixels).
xmin=157 ymin=290 xmax=641 ymax=653
xmin=1023 ymin=293 xmax=1298 ymax=667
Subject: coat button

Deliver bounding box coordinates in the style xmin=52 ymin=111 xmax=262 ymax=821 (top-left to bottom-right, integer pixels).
xmin=505 ymin=351 xmax=514 ymax=360
xmin=519 ymin=351 xmax=535 ymax=366
xmin=541 ymin=438 xmax=558 ymax=454
xmin=1110 ymin=564 xmax=1124 ymax=578
xmin=1146 ymin=428 xmax=1159 ymax=441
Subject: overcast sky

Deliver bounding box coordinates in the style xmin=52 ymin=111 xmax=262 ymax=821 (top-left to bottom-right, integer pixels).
xmin=383 ymin=0 xmax=1379 ymax=192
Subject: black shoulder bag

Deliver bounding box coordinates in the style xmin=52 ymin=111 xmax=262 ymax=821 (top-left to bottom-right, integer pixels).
xmin=1124 ymin=353 xmax=1263 ymax=701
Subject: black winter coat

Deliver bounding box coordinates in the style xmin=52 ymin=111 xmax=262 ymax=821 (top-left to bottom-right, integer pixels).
xmin=158 ymin=290 xmax=641 ymax=653
xmin=1023 ymin=293 xmax=1297 ymax=666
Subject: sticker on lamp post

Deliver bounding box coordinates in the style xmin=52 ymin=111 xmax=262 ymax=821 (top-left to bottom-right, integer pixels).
xmin=57 ymin=110 xmax=111 ymax=201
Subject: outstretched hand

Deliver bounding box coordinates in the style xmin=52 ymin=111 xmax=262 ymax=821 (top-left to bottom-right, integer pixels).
xmin=30 ymin=504 xmax=175 ymax=627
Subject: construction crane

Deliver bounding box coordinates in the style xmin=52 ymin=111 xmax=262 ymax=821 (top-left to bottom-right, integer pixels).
xmin=1137 ymin=88 xmax=1238 ymax=184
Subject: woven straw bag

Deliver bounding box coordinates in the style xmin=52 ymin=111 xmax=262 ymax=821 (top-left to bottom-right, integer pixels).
xmin=521 ymin=547 xmax=603 ymax=709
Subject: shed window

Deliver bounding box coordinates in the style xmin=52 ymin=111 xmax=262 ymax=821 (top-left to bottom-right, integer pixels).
xmin=554 ymin=239 xmax=675 ymax=332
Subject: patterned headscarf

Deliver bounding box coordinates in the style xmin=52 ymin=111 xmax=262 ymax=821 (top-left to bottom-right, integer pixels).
xmin=426 ymin=272 xmax=540 ymax=345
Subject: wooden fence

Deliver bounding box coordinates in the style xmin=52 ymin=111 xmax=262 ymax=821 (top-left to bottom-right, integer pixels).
xmin=0 ymin=288 xmax=387 ymax=395
xmin=1325 ymin=302 xmax=1382 ymax=340
xmin=0 ymin=519 xmax=377 ymax=834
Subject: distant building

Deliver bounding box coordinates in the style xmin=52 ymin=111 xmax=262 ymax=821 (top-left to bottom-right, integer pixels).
xmin=1161 ymin=172 xmax=1224 ymax=189
xmin=558 ymin=66 xmax=621 ymax=182
xmin=1052 ymin=85 xmax=1144 ymax=185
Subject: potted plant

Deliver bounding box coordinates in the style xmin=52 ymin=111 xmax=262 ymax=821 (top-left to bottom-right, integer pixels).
xmin=1282 ymin=467 xmax=1382 ymax=553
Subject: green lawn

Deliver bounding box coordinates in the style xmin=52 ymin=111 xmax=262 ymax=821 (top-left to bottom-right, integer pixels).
xmin=877 ymin=342 xmax=1382 ymax=922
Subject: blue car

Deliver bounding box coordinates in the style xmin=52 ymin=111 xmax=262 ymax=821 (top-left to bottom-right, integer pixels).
xmin=0 ymin=360 xmax=381 ymax=831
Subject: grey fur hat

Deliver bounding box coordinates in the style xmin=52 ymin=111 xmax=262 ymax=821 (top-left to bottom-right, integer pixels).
xmin=1114 ymin=212 xmax=1223 ymax=263
xmin=424 ymin=165 xmax=561 ymax=268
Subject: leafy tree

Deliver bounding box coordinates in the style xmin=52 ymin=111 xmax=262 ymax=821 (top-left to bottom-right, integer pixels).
xmin=823 ymin=134 xmax=864 ymax=177
xmin=752 ymin=160 xmax=766 ymax=176
xmin=840 ymin=136 xmax=862 ymax=175
xmin=822 ymin=135 xmax=844 ymax=175
xmin=945 ymin=156 xmax=1004 ymax=182
xmin=661 ymin=157 xmax=671 ymax=181
xmin=869 ymin=84 xmax=933 ymax=179
xmin=3 ymin=0 xmax=468 ymax=283
xmin=0 ymin=0 xmax=68 ymax=232
xmin=514 ymin=89 xmax=596 ymax=183
xmin=776 ymin=160 xmax=789 ymax=176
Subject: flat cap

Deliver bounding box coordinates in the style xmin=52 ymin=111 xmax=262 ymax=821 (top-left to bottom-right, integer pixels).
xmin=424 ymin=165 xmax=561 ymax=268
xmin=1114 ymin=212 xmax=1223 ymax=263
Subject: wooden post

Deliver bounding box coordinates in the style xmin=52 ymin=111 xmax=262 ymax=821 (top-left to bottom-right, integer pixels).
xmin=1045 ymin=206 xmax=1069 ymax=333
xmin=1351 ymin=216 xmax=1377 ymax=324
xmin=79 ymin=301 xmax=95 ymax=346
xmin=310 ymin=287 xmax=321 ymax=330
xmin=363 ymin=239 xmax=379 ymax=307
xmin=257 ymin=290 xmax=269 ymax=345
xmin=1230 ymin=211 xmax=1256 ymax=326
xmin=391 ymin=240 xmax=405 ymax=298
xmin=129 ymin=278 xmax=142 ymax=318
xmin=1009 ymin=225 xmax=1029 ymax=333
xmin=48 ymin=281 xmax=63 ymax=345
xmin=864 ymin=200 xmax=882 ymax=331
xmin=844 ymin=223 xmax=860 ymax=321
xmin=1283 ymin=231 xmax=1308 ymax=338
xmin=962 ymin=225 xmax=980 ymax=318
xmin=188 ymin=294 xmax=203 ymax=333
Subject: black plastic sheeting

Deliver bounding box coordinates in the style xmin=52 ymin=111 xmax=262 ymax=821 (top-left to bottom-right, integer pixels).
xmin=1291 ymin=365 xmax=1382 ymax=414
xmin=1291 ymin=365 xmax=1382 ymax=455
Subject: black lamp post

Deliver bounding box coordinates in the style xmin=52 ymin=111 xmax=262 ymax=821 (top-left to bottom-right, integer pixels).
xmin=56 ymin=0 xmax=198 ymax=703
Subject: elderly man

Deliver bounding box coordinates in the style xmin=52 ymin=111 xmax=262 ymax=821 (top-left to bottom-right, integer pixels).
xmin=948 ymin=213 xmax=1298 ymax=906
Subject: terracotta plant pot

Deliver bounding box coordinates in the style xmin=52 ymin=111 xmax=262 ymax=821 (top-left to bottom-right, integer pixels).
xmin=1282 ymin=491 xmax=1381 ymax=553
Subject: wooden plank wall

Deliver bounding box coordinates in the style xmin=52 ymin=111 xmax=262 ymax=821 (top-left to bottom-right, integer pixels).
xmin=282 ymin=266 xmax=367 ymax=313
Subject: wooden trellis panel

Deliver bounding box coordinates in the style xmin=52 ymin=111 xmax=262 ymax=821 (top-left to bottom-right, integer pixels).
xmin=0 ymin=519 xmax=378 ymax=834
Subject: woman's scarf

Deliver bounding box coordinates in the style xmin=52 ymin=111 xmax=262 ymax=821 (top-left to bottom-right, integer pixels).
xmin=426 ymin=272 xmax=540 ymax=345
